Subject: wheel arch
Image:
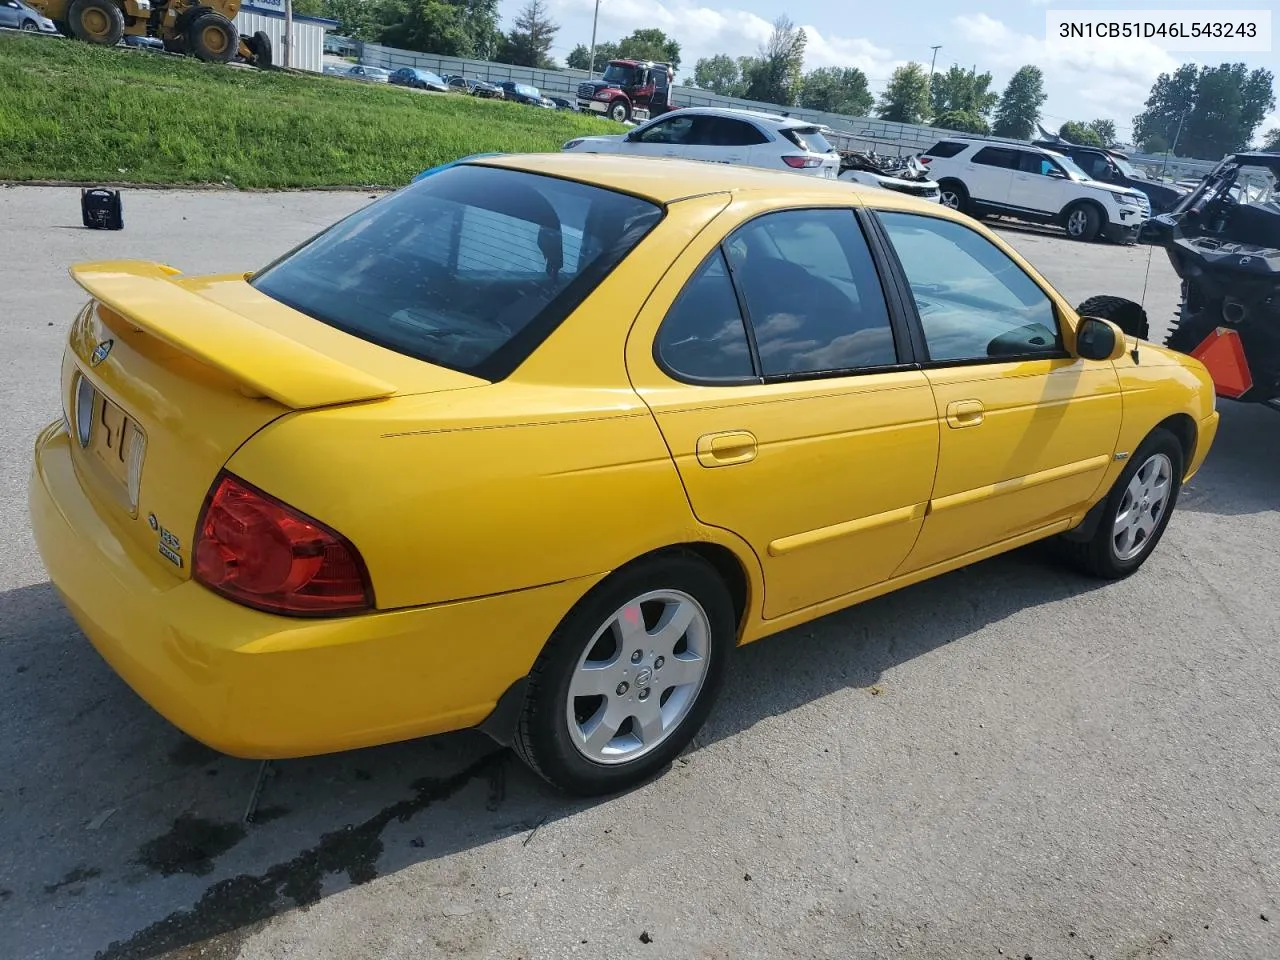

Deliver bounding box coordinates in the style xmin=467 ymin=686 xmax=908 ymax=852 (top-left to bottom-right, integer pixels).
xmin=1155 ymin=412 xmax=1198 ymax=478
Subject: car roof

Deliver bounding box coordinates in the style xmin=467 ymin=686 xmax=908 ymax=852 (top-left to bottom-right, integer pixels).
xmin=661 ymin=106 xmax=821 ymax=130
xmin=468 ymin=153 xmax=944 ymax=212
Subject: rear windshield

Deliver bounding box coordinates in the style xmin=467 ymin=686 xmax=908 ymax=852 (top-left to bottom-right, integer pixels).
xmin=251 ymin=165 xmax=663 ymax=380
xmin=925 ymin=140 xmax=967 ymax=158
xmin=782 ymin=127 xmax=833 ymax=154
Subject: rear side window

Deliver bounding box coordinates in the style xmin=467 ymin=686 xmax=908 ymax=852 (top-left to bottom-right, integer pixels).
xmin=703 ymin=117 xmax=770 ymax=146
xmin=655 ymin=250 xmax=755 ymax=383
xmin=972 ymin=147 xmax=1020 ymax=168
xmin=251 ymin=165 xmax=662 ymax=381
xmin=925 ymin=140 xmax=966 ymax=158
xmin=727 ymin=209 xmax=898 ymax=377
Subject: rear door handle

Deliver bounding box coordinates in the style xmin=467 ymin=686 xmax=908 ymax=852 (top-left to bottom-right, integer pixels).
xmin=945 ymin=399 xmax=985 ymax=428
xmin=696 ymin=431 xmax=757 ymax=467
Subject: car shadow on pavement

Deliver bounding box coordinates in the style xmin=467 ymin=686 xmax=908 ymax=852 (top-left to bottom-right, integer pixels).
xmin=0 ymin=544 xmax=1108 ymax=959
xmin=1175 ymin=402 xmax=1280 ymax=518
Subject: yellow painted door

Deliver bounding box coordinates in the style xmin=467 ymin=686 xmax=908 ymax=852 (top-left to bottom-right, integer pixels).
xmin=627 ymin=204 xmax=940 ymax=619
xmin=873 ymin=209 xmax=1123 ymax=573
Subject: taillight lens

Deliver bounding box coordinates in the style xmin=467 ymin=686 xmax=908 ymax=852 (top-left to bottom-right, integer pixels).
xmin=782 ymin=155 xmax=822 ymax=169
xmin=194 ymin=472 xmax=373 ymax=617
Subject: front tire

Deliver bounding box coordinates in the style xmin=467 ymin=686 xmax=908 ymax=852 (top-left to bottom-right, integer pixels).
xmin=1064 ymin=202 xmax=1103 ymax=242
xmin=21 ymin=18 xmax=39 ymax=30
xmin=608 ymin=99 xmax=630 ymax=123
xmin=513 ymin=552 xmax=735 ymax=796
xmin=1061 ymin=428 xmax=1184 ymax=579
xmin=67 ymin=0 xmax=124 ymax=45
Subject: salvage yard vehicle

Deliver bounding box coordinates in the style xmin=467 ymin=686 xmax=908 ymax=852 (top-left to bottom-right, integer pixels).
xmin=1141 ymin=151 xmax=1280 ymax=410
xmin=0 ymin=0 xmax=59 ymax=32
xmin=30 ymin=155 xmax=1218 ymax=796
xmin=839 ymin=150 xmax=941 ymax=203
xmin=29 ymin=0 xmax=273 ymax=65
xmin=921 ymin=137 xmax=1151 ymax=242
xmin=576 ymin=57 xmax=675 ymax=123
xmin=562 ymin=107 xmax=841 ymax=180
xmin=1031 ymin=136 xmax=1190 ymax=215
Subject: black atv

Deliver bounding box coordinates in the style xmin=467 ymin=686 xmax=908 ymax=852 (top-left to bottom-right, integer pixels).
xmin=1073 ymin=152 xmax=1280 ymax=411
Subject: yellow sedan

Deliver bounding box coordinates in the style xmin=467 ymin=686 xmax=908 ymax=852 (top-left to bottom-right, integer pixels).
xmin=30 ymin=154 xmax=1219 ymax=795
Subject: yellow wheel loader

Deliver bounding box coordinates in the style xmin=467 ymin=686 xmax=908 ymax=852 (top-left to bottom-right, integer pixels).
xmin=28 ymin=0 xmax=273 ymax=67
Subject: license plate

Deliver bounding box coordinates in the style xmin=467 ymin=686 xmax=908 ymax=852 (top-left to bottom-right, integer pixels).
xmin=88 ymin=390 xmax=140 ymax=489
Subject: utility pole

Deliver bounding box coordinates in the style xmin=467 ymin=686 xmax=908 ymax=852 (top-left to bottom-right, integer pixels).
xmin=928 ymin=45 xmax=941 ymax=82
xmin=586 ymin=0 xmax=600 ymax=79
xmin=283 ymin=0 xmax=293 ymax=69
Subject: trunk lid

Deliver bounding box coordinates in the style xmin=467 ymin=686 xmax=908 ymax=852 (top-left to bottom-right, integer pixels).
xmin=62 ymin=260 xmax=483 ymax=582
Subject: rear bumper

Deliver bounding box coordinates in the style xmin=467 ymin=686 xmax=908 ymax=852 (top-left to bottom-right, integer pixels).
xmin=29 ymin=420 xmax=602 ymax=758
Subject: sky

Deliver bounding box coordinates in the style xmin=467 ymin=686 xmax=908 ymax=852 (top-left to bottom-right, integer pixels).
xmin=497 ymin=0 xmax=1279 ymax=146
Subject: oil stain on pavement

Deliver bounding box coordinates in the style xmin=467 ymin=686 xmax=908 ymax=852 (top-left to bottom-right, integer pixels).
xmin=99 ymin=751 xmax=505 ymax=960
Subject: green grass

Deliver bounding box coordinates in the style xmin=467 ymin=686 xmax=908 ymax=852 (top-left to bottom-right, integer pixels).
xmin=0 ymin=34 xmax=622 ymax=187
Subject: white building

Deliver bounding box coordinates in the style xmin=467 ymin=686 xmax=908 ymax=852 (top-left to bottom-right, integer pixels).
xmin=235 ymin=0 xmax=339 ymax=73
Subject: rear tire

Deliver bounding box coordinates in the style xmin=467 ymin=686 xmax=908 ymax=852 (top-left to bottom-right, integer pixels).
xmin=1060 ymin=428 xmax=1184 ymax=580
xmin=512 ymin=552 xmax=735 ymax=796
xmin=937 ymin=179 xmax=969 ymax=214
xmin=1075 ymin=295 xmax=1150 ymax=340
xmin=186 ymin=11 xmax=237 ymax=63
xmin=245 ymin=29 xmax=272 ymax=68
xmin=67 ymin=0 xmax=124 ymax=45
xmin=1064 ymin=202 xmax=1103 ymax=242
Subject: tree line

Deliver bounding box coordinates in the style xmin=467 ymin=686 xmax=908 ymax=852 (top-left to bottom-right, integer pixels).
xmin=307 ymin=0 xmax=1276 ymax=158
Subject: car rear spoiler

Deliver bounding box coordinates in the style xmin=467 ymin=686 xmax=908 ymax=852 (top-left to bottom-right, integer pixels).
xmin=69 ymin=261 xmax=397 ymax=410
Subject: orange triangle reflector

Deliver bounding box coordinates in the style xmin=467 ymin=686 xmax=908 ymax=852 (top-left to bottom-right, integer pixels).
xmin=1189 ymin=327 xmax=1253 ymax=399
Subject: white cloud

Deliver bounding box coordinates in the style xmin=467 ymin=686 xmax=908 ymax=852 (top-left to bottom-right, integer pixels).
xmin=953 ymin=12 xmax=1182 ymax=133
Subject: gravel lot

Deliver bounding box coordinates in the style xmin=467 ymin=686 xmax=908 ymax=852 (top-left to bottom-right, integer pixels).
xmin=1 ymin=186 xmax=1277 ymax=960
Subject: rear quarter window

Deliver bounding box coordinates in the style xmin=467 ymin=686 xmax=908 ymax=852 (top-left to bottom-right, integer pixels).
xmin=925 ymin=141 xmax=967 ymax=158
xmin=250 ymin=165 xmax=663 ymax=381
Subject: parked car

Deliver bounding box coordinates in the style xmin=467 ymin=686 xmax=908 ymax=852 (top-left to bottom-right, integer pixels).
xmin=562 ymin=107 xmax=841 ymax=180
xmin=344 ymin=65 xmax=392 ymax=83
xmin=0 ymin=0 xmax=57 ymax=32
xmin=839 ymin=152 xmax=941 ymax=203
xmin=29 ymin=154 xmax=1218 ymax=796
xmin=1030 ymin=138 xmax=1190 ymax=215
xmin=121 ymin=34 xmax=163 ymax=49
xmin=498 ymin=80 xmax=555 ymax=108
xmin=546 ymin=95 xmax=577 ymax=111
xmin=920 ymin=137 xmax=1151 ymax=242
xmin=444 ymin=75 xmax=504 ymax=99
xmin=389 ymin=67 xmax=449 ymax=92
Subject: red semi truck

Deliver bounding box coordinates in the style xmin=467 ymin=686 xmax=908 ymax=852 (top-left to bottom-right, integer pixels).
xmin=576 ymin=59 xmax=676 ymax=123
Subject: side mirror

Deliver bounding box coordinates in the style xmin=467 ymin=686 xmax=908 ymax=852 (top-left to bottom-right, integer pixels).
xmin=1074 ymin=316 xmax=1128 ymax=361
xmin=1048 ymin=168 xmax=1067 ymax=179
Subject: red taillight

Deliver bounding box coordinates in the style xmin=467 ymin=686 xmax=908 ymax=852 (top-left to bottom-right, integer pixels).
xmin=782 ymin=155 xmax=822 ymax=169
xmin=919 ymin=156 xmax=932 ymax=165
xmin=194 ymin=472 xmax=373 ymax=617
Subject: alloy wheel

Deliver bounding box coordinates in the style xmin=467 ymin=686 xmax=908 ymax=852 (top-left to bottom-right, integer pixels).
xmin=565 ymin=589 xmax=711 ymax=765
xmin=1112 ymin=452 xmax=1173 ymax=561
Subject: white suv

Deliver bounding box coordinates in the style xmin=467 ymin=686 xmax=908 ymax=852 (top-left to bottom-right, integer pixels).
xmin=561 ymin=107 xmax=841 ymax=180
xmin=920 ymin=137 xmax=1151 ymax=242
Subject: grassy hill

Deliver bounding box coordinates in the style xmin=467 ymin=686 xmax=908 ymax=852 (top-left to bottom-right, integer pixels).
xmin=0 ymin=34 xmax=620 ymax=188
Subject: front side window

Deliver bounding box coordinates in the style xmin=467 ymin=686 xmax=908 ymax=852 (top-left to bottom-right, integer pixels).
xmin=251 ymin=165 xmax=663 ymax=380
xmin=878 ymin=211 xmax=1061 ymax=363
xmin=636 ymin=115 xmax=695 ymax=144
xmin=1018 ymin=153 xmax=1062 ymax=178
xmin=726 ymin=209 xmax=898 ymax=377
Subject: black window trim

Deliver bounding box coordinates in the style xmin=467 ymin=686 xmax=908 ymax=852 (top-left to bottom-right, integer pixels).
xmin=651 ymin=205 xmax=923 ymax=388
xmin=866 ymin=207 xmax=1073 ymax=369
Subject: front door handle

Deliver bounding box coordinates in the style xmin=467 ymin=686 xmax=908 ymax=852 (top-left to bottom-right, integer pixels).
xmin=945 ymin=399 xmax=985 ymax=428
xmin=696 ymin=431 xmax=757 ymax=467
